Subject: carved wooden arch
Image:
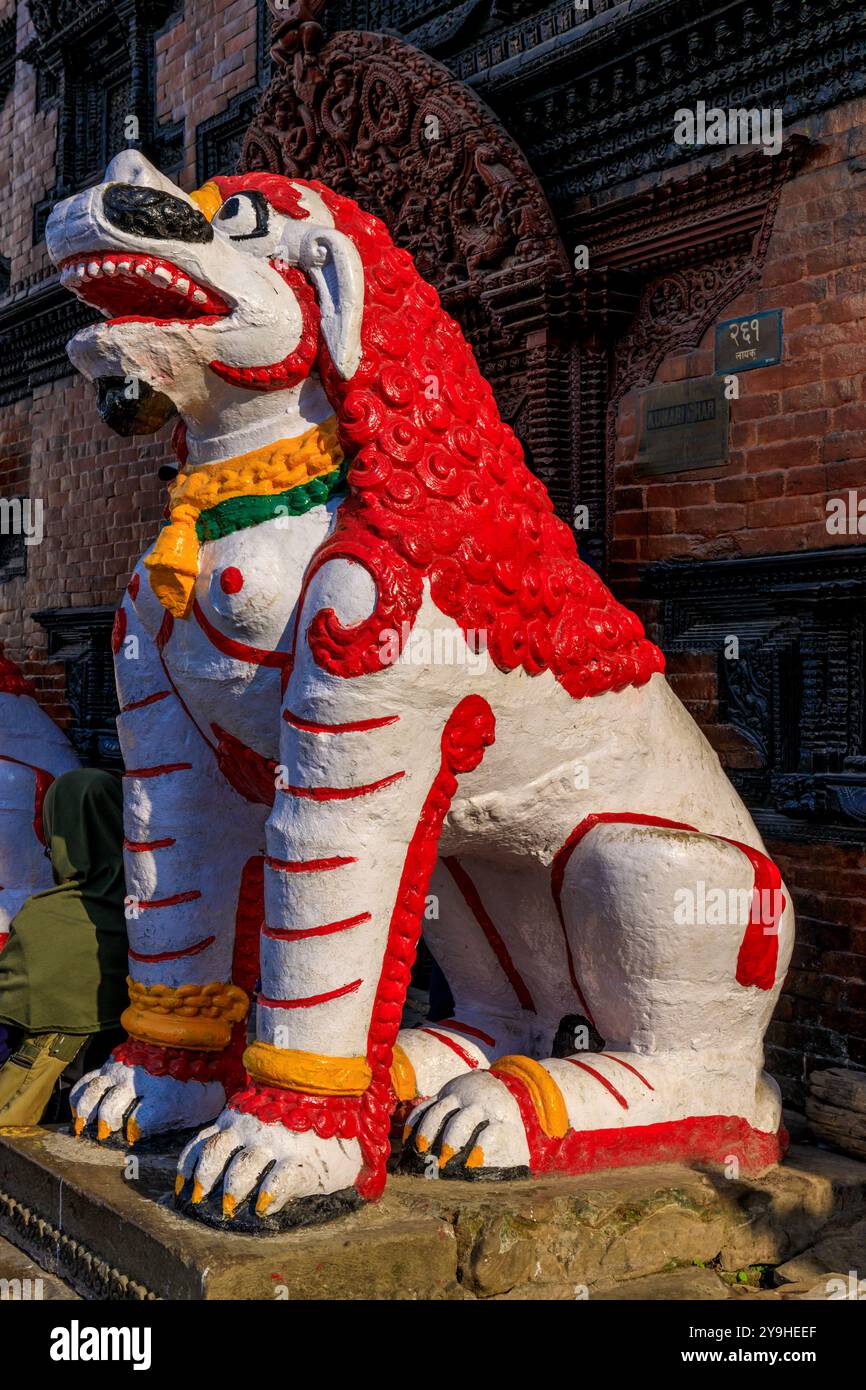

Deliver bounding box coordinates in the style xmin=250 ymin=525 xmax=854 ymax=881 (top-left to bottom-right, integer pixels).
xmin=238 ymin=11 xmax=574 ymax=517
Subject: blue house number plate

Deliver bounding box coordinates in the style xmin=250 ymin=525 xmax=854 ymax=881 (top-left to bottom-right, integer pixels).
xmin=715 ymin=309 xmax=783 ymax=375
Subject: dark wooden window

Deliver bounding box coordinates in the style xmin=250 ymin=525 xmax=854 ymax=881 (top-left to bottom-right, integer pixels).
xmin=23 ymin=2 xmax=178 ymax=218
xmin=33 ymin=607 xmax=121 ymax=768
xmin=0 ymin=14 xmax=16 ymax=108
xmin=647 ymin=549 xmax=866 ymax=846
xmin=0 ymin=498 xmax=28 ymax=585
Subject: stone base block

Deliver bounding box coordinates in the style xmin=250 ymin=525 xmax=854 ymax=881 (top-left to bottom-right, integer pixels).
xmin=1 ymin=1126 xmax=865 ymax=1300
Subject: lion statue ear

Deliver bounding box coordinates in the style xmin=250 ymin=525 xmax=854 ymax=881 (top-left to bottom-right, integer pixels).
xmin=298 ymin=228 xmax=364 ymax=381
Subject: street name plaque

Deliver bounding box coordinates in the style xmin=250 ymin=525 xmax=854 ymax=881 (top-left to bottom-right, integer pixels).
xmin=636 ymin=376 xmax=730 ymax=476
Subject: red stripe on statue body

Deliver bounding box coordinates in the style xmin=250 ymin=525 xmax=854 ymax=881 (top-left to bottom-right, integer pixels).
xmin=601 ymin=1054 xmax=655 ymax=1090
xmin=258 ymin=979 xmax=363 ymax=1010
xmin=278 ymin=770 xmax=405 ymax=801
xmin=124 ymin=836 xmax=176 ymax=852
xmin=495 ymin=1070 xmax=787 ymax=1176
xmin=442 ymin=856 xmax=536 ymax=1013
xmin=551 ymin=813 xmax=783 ymax=1016
xmin=419 ymin=1028 xmax=479 ymax=1070
xmin=436 ymin=1018 xmax=497 ymax=1048
xmin=128 ymin=935 xmax=215 ymax=963
xmin=265 ymin=853 xmax=356 ymax=873
xmin=565 ymin=1057 xmax=629 ymax=1109
xmin=138 ymin=890 xmax=202 ymax=909
xmin=262 ymin=911 xmax=370 ymax=942
xmin=354 ymin=695 xmax=496 ymax=1202
xmin=283 ymin=707 xmax=399 ymax=735
xmin=120 ymin=690 xmax=171 ymax=713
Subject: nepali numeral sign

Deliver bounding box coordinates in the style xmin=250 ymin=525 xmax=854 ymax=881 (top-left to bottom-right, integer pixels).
xmin=715 ymin=309 xmax=783 ymax=375
xmin=636 ymin=377 xmax=730 ymax=476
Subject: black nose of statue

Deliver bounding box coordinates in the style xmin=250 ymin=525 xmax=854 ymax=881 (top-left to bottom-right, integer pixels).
xmin=102 ymin=184 xmax=213 ymax=243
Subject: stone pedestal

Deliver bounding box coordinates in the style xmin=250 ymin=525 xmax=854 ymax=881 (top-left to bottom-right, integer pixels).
xmin=1 ymin=1126 xmax=866 ymax=1300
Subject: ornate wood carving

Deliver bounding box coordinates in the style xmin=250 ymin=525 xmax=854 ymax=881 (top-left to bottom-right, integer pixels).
xmin=0 ymin=1185 xmax=156 ymax=1300
xmin=646 ymin=548 xmax=866 ymax=845
xmin=33 ymin=606 xmax=121 ymax=769
xmin=0 ymin=280 xmax=96 ymax=407
xmin=453 ymin=0 xmax=866 ymax=204
xmin=241 ymin=6 xmax=574 ymax=517
xmin=23 ymin=0 xmax=178 ymax=200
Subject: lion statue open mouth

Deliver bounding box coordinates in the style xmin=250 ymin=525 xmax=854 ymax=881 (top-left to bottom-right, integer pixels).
xmin=46 ymin=149 xmax=793 ymax=1231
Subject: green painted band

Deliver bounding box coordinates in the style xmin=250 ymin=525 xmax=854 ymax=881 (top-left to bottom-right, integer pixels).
xmin=196 ymin=463 xmax=348 ymax=542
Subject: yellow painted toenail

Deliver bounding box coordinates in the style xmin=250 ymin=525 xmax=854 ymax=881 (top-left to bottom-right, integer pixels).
xmin=416 ymin=1134 xmax=429 ymax=1153
xmin=127 ymin=1116 xmax=141 ymax=1146
xmin=191 ymin=1181 xmax=204 ymax=1205
xmin=73 ymin=1117 xmax=85 ymax=1137
xmin=97 ymin=1120 xmax=110 ymax=1142
xmin=256 ymin=1190 xmax=273 ymax=1216
xmin=223 ymin=1193 xmax=237 ymax=1219
xmin=175 ymin=1174 xmax=184 ymax=1197
xmin=439 ymin=1143 xmax=455 ymax=1169
xmin=402 ymin=1122 xmax=413 ymax=1143
xmin=466 ymin=1146 xmax=484 ymax=1168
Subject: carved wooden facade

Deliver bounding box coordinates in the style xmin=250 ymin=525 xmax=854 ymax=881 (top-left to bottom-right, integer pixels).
xmin=647 ymin=550 xmax=866 ymax=845
xmin=241 ymin=18 xmax=573 ymax=516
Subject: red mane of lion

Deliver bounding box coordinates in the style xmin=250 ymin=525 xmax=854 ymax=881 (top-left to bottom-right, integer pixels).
xmin=212 ymin=173 xmax=664 ymax=700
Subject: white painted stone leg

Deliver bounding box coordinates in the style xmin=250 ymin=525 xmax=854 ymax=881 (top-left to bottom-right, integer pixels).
xmin=176 ymin=1112 xmax=364 ymax=1228
xmin=70 ymin=1064 xmax=226 ymax=1146
xmin=73 ymin=577 xmax=266 ymax=1146
xmin=175 ymin=562 xmax=492 ymax=1227
xmin=404 ymin=1069 xmax=532 ymax=1175
xmin=402 ymin=1051 xmax=786 ymax=1179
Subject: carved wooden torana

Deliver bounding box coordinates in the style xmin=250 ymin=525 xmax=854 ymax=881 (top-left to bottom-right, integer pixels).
xmin=241 ymin=8 xmax=574 ymax=522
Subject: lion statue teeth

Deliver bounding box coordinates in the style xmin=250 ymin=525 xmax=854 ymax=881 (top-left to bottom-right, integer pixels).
xmin=45 ymin=149 xmax=793 ymax=1230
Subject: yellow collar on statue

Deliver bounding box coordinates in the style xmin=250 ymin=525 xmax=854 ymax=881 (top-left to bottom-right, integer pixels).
xmin=144 ymin=416 xmax=343 ymax=619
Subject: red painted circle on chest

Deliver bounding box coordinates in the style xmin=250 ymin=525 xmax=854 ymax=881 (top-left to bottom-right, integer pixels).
xmin=220 ymin=567 xmax=244 ymax=595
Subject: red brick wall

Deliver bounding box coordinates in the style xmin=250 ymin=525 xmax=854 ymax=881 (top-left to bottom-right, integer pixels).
xmin=0 ymin=0 xmax=261 ymax=712
xmin=0 ymin=377 xmax=169 ymax=721
xmin=612 ymin=97 xmax=866 ymax=1108
xmin=155 ymin=0 xmax=262 ymax=190
xmin=613 ymin=99 xmax=866 ymax=575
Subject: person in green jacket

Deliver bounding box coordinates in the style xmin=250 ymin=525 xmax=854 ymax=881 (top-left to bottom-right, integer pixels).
xmin=0 ymin=768 xmax=129 ymax=1126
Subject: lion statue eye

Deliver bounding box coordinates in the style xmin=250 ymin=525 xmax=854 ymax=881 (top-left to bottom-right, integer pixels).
xmin=214 ymin=192 xmax=269 ymax=241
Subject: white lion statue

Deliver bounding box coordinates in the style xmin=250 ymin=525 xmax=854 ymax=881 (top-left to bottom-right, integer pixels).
xmin=44 ymin=151 xmax=793 ymax=1229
